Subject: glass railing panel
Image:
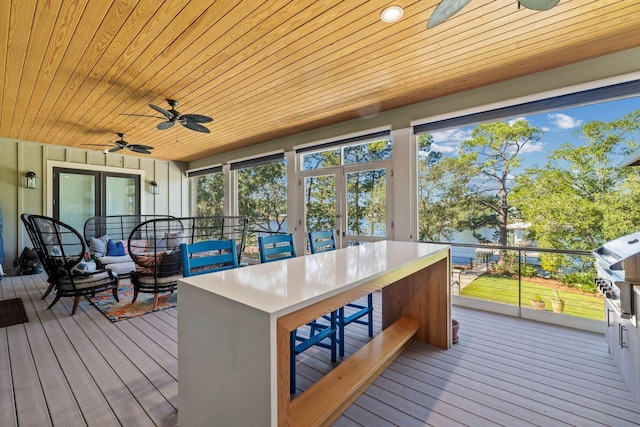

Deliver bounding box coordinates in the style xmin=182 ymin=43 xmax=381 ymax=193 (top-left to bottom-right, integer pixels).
xmin=438 ymin=241 xmax=604 ymax=321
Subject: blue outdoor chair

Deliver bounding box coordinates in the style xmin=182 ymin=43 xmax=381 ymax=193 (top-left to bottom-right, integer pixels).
xmin=258 ymin=234 xmax=337 ymax=393
xmin=308 ymin=230 xmax=374 ymax=356
xmin=180 ymin=239 xmax=238 ymax=277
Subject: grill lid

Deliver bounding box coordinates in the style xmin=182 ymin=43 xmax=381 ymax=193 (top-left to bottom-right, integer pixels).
xmin=593 ymin=231 xmax=640 ymax=282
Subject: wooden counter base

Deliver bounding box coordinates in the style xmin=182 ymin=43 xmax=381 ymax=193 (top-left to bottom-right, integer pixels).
xmin=290 ymin=317 xmax=420 ymax=427
xmin=277 ymin=256 xmax=450 ymax=426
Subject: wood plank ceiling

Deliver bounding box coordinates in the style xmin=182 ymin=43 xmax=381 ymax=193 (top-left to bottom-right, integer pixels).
xmin=1 ymin=0 xmax=639 ymax=163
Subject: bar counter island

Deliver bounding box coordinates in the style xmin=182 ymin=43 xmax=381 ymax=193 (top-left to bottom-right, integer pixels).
xmin=178 ymin=240 xmax=451 ymax=426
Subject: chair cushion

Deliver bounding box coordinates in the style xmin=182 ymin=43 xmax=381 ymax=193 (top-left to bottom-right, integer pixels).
xmin=135 ymin=273 xmax=182 ymax=284
xmin=103 ymin=261 xmax=135 ymax=276
xmin=97 ymin=254 xmax=133 ymax=265
xmin=59 ymin=270 xmax=114 ymax=290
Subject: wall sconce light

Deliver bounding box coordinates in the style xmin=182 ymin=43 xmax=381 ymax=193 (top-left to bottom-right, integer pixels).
xmin=25 ymin=171 xmax=38 ymax=189
xmin=150 ymin=181 xmax=159 ymax=195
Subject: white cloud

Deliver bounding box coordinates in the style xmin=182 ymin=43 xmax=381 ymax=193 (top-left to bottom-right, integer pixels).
xmin=431 ymin=128 xmax=472 ymax=144
xmin=430 ymin=143 xmax=458 ymax=153
xmin=548 ymin=113 xmax=583 ymax=129
xmin=519 ymin=142 xmax=545 ymax=153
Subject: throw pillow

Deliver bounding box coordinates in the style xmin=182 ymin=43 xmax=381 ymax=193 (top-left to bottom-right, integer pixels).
xmin=90 ymin=236 xmax=108 ymax=256
xmin=106 ymin=239 xmax=125 ymax=256
xmin=165 ymin=231 xmax=184 ymax=250
xmin=129 ymin=239 xmax=149 ymax=254
xmin=70 ymin=258 xmax=97 ymax=276
xmin=158 ymin=250 xmax=182 ymax=277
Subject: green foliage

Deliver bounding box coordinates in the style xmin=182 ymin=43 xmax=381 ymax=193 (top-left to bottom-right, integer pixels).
xmin=238 ymin=162 xmax=287 ymax=233
xmin=510 ymin=108 xmax=640 ymax=253
xmin=560 ymin=271 xmax=597 ymax=293
xmin=196 ymin=173 xmax=224 ymax=217
xmin=521 ymin=264 xmax=537 ymax=277
xmin=304 ymin=139 xmax=391 ymax=235
xmin=417 ymin=120 xmax=543 ymax=250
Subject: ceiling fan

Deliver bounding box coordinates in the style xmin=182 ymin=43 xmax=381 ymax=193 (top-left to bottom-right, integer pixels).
xmin=427 ymin=0 xmax=561 ymax=29
xmin=84 ymin=133 xmax=154 ymax=154
xmin=132 ymin=99 xmax=213 ymax=133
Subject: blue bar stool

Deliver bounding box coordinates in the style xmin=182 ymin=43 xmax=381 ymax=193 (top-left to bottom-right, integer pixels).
xmin=308 ymin=230 xmax=374 ymax=356
xmin=258 ymin=234 xmax=337 ymax=393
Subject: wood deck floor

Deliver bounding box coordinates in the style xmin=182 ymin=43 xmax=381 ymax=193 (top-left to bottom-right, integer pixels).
xmin=1 ymin=273 xmax=638 ymax=426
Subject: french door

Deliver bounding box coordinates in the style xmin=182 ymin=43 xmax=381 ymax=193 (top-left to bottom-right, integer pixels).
xmin=302 ymin=162 xmax=393 ymax=249
xmin=53 ymin=167 xmax=140 ymax=232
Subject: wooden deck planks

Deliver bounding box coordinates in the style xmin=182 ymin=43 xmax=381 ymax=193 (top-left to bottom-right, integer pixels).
xmin=14 ymin=275 xmax=86 ymax=427
xmin=2 ymin=273 xmax=640 ymax=426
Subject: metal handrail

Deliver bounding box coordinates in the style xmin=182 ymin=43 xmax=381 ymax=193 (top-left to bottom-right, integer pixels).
xmin=421 ymin=240 xmax=592 ymax=256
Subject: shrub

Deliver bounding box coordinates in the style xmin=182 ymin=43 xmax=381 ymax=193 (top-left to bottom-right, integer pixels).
xmin=560 ymin=271 xmax=597 ymax=293
xmin=521 ymin=264 xmax=537 ymax=278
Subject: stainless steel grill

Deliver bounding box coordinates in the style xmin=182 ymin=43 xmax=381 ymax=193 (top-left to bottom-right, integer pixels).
xmin=593 ymin=231 xmax=640 ymax=318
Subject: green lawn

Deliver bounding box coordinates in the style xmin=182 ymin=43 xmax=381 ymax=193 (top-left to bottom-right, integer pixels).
xmin=460 ymin=273 xmax=604 ymax=320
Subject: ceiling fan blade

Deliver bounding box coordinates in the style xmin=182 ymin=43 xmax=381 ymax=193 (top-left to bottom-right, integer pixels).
xmin=130 ymin=147 xmax=152 ymax=154
xmin=149 ymin=103 xmax=175 ymax=120
xmin=83 ymin=143 xmax=110 ymax=147
xmin=128 ymin=144 xmax=154 ymax=151
xmin=518 ymin=0 xmax=561 ymax=11
xmin=121 ymin=113 xmax=165 ymax=119
xmin=181 ymin=113 xmax=213 ymax=123
xmin=157 ymin=121 xmax=175 ymax=130
xmin=181 ymin=121 xmax=210 ymax=133
xmin=427 ymin=0 xmax=471 ymax=29
xmin=107 ymin=147 xmax=123 ymax=153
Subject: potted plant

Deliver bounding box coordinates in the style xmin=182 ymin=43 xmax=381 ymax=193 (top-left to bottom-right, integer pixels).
xmin=551 ymin=290 xmax=565 ymax=313
xmin=452 ymin=319 xmax=460 ymax=344
xmin=531 ymin=295 xmax=545 ymax=310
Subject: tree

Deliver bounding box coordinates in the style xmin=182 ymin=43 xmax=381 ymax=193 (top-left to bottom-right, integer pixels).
xmin=303 ymin=139 xmax=392 ymax=236
xmin=196 ymin=172 xmax=224 ymax=217
xmin=238 ymin=162 xmax=287 ymax=233
xmin=510 ymin=109 xmax=640 ymax=270
xmin=417 ymin=133 xmax=480 ymax=241
xmin=456 ymin=120 xmax=543 ymax=250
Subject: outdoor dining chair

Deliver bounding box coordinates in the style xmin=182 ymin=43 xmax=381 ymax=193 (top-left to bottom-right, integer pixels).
xmin=308 ymin=230 xmax=374 ymax=356
xmin=258 ymin=233 xmax=337 ymax=393
xmin=180 ymin=239 xmax=238 ymax=277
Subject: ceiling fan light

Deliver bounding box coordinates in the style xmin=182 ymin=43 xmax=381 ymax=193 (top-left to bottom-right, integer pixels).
xmin=518 ymin=0 xmax=561 ymax=11
xmin=380 ymin=6 xmax=403 ymax=23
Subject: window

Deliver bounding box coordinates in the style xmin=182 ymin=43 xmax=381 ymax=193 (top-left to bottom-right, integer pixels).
xmin=195 ymin=171 xmax=224 ymax=217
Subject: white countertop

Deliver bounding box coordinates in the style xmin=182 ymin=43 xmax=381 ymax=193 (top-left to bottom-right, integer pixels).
xmin=178 ymin=240 xmax=449 ymax=316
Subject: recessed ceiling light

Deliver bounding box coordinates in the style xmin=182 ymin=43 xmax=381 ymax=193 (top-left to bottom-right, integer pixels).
xmin=380 ymin=6 xmax=404 ymax=23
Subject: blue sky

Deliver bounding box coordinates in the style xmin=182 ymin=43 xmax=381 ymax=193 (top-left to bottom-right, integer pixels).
xmin=429 ymin=95 xmax=640 ymax=172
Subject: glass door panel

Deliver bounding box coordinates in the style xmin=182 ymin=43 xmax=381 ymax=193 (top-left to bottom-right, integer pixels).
xmin=345 ymin=168 xmax=387 ymax=244
xmin=304 ymin=173 xmax=339 ymax=237
xmin=56 ymin=171 xmax=98 ymax=232
xmin=106 ymin=176 xmax=138 ymax=215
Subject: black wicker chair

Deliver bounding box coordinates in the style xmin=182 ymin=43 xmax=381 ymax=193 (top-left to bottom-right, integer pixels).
xmin=28 ymin=215 xmax=118 ymax=315
xmin=21 ymin=213 xmax=56 ymax=299
xmin=128 ymin=216 xmax=249 ymax=310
